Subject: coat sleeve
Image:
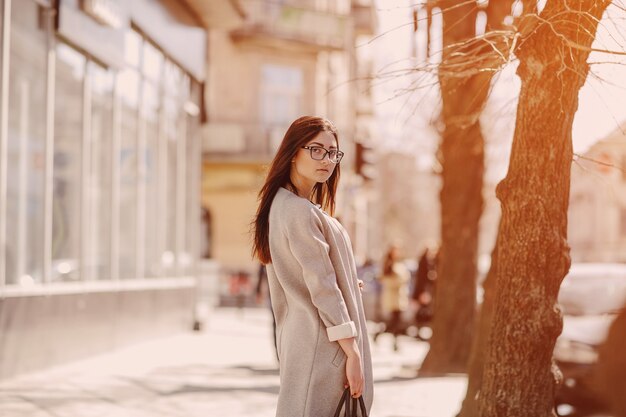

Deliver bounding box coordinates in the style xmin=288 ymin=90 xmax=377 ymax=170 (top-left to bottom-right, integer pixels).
xmin=283 ymin=206 xmax=357 ymax=342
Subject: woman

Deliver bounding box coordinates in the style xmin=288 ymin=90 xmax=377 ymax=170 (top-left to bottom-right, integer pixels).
xmin=252 ymin=116 xmax=373 ymax=416
xmin=411 ymin=243 xmax=439 ymax=333
xmin=375 ymin=245 xmax=410 ymax=351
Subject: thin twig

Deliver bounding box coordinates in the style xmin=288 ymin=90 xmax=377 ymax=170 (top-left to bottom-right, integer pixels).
xmin=573 ymin=153 xmax=626 ymax=174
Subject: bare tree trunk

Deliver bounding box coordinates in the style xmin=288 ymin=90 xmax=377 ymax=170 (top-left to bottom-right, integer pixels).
xmin=478 ymin=2 xmax=611 ymax=416
xmin=421 ymin=0 xmax=514 ymax=374
xmin=457 ymin=2 xmax=528 ymax=410
xmin=420 ymin=0 xmax=482 ymax=374
xmin=594 ymin=307 xmax=626 ymax=416
xmin=458 ymin=232 xmax=499 ymax=417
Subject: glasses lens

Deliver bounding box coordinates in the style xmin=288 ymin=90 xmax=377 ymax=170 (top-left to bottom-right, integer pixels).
xmin=310 ymin=147 xmax=325 ymax=160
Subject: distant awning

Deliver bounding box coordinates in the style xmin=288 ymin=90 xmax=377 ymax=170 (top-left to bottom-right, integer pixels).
xmin=181 ymin=0 xmax=246 ymax=30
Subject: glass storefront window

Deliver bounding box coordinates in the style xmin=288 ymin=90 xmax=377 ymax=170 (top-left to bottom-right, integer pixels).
xmin=260 ymin=64 xmax=303 ymax=126
xmin=117 ymin=68 xmax=140 ymax=279
xmin=142 ymin=41 xmax=163 ymax=83
xmin=185 ymin=80 xmax=202 ymax=275
xmin=85 ymin=62 xmax=114 ymax=280
xmin=5 ymin=0 xmax=47 ymax=285
xmin=2 ymin=18 xmax=201 ymax=286
xmin=124 ymin=29 xmax=142 ymax=68
xmin=52 ymin=43 xmax=85 ymax=282
xmin=175 ymin=75 xmax=190 ymax=274
xmin=142 ymin=79 xmax=160 ymax=277
xmin=164 ymin=60 xmax=183 ymax=98
xmin=163 ymin=96 xmax=178 ymax=276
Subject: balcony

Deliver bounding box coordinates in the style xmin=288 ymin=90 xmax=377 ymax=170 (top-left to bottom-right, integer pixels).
xmin=202 ymin=122 xmax=289 ymax=163
xmin=181 ymin=0 xmax=246 ymax=30
xmin=231 ymin=0 xmax=349 ymax=51
xmin=352 ymin=0 xmax=378 ymax=36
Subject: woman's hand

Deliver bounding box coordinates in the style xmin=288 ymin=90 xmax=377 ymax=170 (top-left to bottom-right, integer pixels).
xmin=338 ymin=337 xmax=364 ymax=398
xmin=344 ymin=351 xmax=364 ymax=398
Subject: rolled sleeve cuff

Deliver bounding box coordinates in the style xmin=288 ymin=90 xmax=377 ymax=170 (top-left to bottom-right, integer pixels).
xmin=326 ymin=321 xmax=358 ymax=342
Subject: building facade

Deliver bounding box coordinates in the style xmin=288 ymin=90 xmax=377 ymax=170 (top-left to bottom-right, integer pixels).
xmin=0 ymin=0 xmax=241 ymax=379
xmin=569 ymin=124 xmax=626 ymax=262
xmin=200 ymin=0 xmax=378 ymax=295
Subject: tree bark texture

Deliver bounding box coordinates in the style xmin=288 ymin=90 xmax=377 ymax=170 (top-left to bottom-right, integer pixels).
xmin=594 ymin=307 xmax=626 ymax=416
xmin=477 ymin=2 xmax=612 ymax=416
xmin=458 ymin=231 xmax=499 ymax=417
xmin=421 ymin=0 xmax=514 ymax=374
xmin=457 ymin=1 xmax=527 ymax=414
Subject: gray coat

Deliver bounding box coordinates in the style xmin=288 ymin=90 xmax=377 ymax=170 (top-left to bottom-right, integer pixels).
xmin=267 ymin=187 xmax=373 ymax=417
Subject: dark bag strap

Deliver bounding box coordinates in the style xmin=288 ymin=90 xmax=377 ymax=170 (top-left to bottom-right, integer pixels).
xmin=333 ymin=388 xmax=350 ymax=417
xmin=351 ymin=395 xmax=368 ymax=417
xmin=334 ymin=388 xmax=368 ymax=417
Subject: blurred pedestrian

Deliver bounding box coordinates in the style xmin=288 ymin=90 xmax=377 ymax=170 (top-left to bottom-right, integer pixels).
xmin=411 ymin=242 xmax=439 ymax=336
xmin=374 ymin=245 xmax=410 ymax=351
xmin=357 ymin=258 xmax=381 ymax=321
xmin=251 ymin=116 xmax=373 ymax=417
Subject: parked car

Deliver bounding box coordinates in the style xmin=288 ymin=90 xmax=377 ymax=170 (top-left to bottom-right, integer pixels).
xmin=554 ymin=263 xmax=626 ymax=417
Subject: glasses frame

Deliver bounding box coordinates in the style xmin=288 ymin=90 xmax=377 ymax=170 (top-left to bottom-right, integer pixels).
xmin=301 ymin=145 xmax=344 ymax=164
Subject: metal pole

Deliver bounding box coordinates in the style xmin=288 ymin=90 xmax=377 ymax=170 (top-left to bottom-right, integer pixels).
xmin=16 ymin=80 xmax=28 ymax=282
xmin=110 ymin=72 xmax=121 ymax=281
xmin=80 ymin=61 xmax=91 ymax=281
xmin=136 ymin=81 xmax=146 ymax=280
xmin=176 ymin=92 xmax=187 ymax=276
xmin=157 ymin=96 xmax=167 ymax=278
xmin=43 ymin=7 xmax=55 ymax=285
xmin=0 ymin=0 xmax=12 ymax=293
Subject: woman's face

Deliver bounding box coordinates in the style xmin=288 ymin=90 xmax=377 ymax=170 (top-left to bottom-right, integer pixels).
xmin=291 ymin=131 xmax=339 ymax=191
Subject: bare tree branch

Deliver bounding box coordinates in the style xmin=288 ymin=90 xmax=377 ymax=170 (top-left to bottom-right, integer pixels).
xmin=574 ymin=153 xmax=626 ymax=174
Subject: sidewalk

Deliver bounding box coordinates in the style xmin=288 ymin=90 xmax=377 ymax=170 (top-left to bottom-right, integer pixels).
xmin=0 ymin=308 xmax=467 ymax=417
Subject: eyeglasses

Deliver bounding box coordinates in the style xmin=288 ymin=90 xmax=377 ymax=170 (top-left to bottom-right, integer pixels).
xmin=301 ymin=146 xmax=344 ymax=164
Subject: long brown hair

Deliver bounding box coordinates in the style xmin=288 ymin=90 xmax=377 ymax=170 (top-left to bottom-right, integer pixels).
xmin=252 ymin=116 xmax=341 ymax=264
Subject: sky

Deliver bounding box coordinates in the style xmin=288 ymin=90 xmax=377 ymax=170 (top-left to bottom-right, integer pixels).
xmin=367 ymin=1 xmax=626 ymax=181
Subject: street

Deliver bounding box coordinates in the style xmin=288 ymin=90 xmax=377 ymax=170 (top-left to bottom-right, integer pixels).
xmin=0 ymin=308 xmax=467 ymax=417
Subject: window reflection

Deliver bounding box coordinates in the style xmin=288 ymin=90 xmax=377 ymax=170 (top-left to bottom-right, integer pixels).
xmin=260 ymin=64 xmax=303 ymax=126
xmin=163 ymin=96 xmax=178 ymax=275
xmin=142 ymin=41 xmax=163 ymax=82
xmin=124 ymin=29 xmax=141 ymax=68
xmin=143 ymin=80 xmax=160 ymax=277
xmin=3 ymin=20 xmax=199 ymax=285
xmin=52 ymin=43 xmax=85 ymax=282
xmin=118 ymin=68 xmax=139 ymax=279
xmin=5 ymin=0 xmax=47 ymax=285
xmin=185 ymin=80 xmax=203 ymax=274
xmin=86 ymin=63 xmax=114 ymax=280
